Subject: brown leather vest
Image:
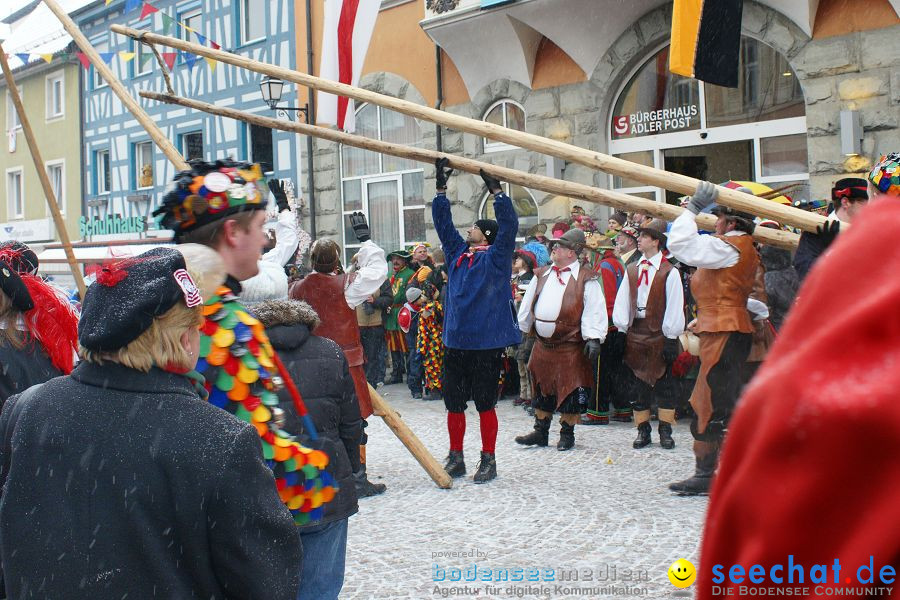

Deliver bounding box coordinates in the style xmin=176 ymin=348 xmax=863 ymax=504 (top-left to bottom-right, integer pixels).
xmin=690 ymin=234 xmax=759 ymax=334
xmin=624 ymin=258 xmax=674 ymax=385
xmin=290 ymin=273 xmax=365 ymax=367
xmin=529 ymin=265 xmax=592 ymax=343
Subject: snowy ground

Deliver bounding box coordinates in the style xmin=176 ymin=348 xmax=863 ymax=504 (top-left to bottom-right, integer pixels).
xmin=341 ymin=383 xmax=707 ymax=600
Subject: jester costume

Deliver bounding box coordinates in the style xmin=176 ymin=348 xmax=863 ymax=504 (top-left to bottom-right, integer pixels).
xmin=385 ymin=252 xmax=415 ymax=383
xmin=154 ymin=159 xmax=335 ymax=524
xmin=417 ymin=299 xmax=444 ymax=391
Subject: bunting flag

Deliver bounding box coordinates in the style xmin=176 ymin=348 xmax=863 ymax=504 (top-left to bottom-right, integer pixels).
xmin=140 ymin=53 xmax=155 ymax=68
xmin=669 ymin=0 xmax=743 ymax=88
xmin=16 ymin=53 xmax=31 ymax=64
xmin=41 ymin=54 xmax=54 ymax=64
xmin=125 ymin=0 xmax=142 ymax=12
xmin=195 ymin=32 xmax=207 ymax=45
xmin=98 ymin=52 xmax=116 ymax=65
xmin=181 ymin=52 xmax=198 ymax=69
xmin=119 ymin=52 xmax=136 ymax=62
xmin=140 ymin=2 xmax=159 ymax=19
xmin=105 ymin=0 xmax=114 ymax=4
xmin=75 ymin=52 xmax=92 ymax=70
xmin=205 ymin=57 xmax=217 ymax=72
xmin=161 ymin=52 xmax=177 ymax=70
xmin=210 ymin=40 xmax=221 ymax=50
xmin=161 ymin=13 xmax=176 ymax=35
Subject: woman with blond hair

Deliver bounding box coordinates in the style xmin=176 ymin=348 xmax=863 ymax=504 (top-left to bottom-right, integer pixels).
xmin=0 ymin=246 xmax=302 ymax=600
xmin=0 ymin=241 xmax=78 ymax=402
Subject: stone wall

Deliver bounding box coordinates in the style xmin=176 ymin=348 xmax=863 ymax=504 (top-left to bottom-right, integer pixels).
xmin=304 ymin=1 xmax=900 ymax=250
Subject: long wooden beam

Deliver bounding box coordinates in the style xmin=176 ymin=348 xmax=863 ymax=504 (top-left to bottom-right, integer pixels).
xmin=114 ymin=25 xmax=824 ymax=234
xmin=45 ymin=1 xmax=188 ymax=170
xmin=0 ymin=46 xmax=86 ymax=296
xmin=141 ymin=91 xmax=799 ymax=250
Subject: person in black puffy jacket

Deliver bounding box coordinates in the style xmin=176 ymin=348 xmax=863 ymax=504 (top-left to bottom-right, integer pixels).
xmin=253 ymin=298 xmax=363 ymax=600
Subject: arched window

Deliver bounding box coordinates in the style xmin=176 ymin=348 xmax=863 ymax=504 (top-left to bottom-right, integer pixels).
xmin=340 ymin=103 xmax=425 ymax=263
xmin=478 ymin=183 xmax=539 ymax=240
xmin=482 ymin=99 xmax=526 ymax=152
xmin=608 ymin=37 xmax=809 ymax=206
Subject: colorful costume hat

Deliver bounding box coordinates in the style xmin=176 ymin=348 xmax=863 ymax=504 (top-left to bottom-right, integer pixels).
xmin=868 ymin=153 xmax=900 ymax=197
xmin=154 ymin=159 xmax=269 ymax=241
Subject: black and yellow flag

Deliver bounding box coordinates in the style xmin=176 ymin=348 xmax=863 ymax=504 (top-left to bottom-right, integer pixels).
xmin=670 ymin=0 xmax=743 ymax=88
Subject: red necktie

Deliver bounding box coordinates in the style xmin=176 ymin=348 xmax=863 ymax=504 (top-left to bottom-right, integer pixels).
xmin=551 ymin=266 xmax=571 ymax=285
xmin=637 ymin=259 xmax=651 ymax=286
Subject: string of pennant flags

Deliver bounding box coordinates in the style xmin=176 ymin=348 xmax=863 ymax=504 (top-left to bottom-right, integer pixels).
xmin=7 ymin=1 xmax=222 ymax=72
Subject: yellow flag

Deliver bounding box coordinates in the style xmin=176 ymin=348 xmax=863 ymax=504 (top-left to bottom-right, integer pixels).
xmin=118 ymin=52 xmax=136 ymax=62
xmin=205 ymin=57 xmax=217 ymax=72
xmin=40 ymin=54 xmax=54 ymax=64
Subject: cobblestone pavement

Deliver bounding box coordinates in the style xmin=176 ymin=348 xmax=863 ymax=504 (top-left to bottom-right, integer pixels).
xmin=341 ymin=383 xmax=708 ymax=600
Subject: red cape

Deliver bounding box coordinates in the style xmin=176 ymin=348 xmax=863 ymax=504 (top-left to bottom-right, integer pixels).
xmin=698 ymin=197 xmax=900 ymax=598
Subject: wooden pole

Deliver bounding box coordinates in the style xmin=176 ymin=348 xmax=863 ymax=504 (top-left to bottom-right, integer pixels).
xmin=0 ymin=46 xmax=86 ymax=297
xmin=114 ymin=25 xmax=825 ymax=234
xmin=368 ymin=384 xmax=453 ymax=490
xmin=141 ymin=91 xmax=799 ymax=250
xmin=45 ymin=2 xmax=188 ymax=171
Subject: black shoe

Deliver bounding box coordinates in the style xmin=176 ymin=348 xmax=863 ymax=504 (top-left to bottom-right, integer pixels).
xmin=411 ymin=391 xmax=423 ymax=399
xmin=632 ymin=422 xmax=652 ymax=449
xmin=473 ymin=452 xmax=496 ymax=483
xmin=354 ymin=471 xmax=387 ymax=498
xmin=557 ymin=423 xmax=575 ymax=451
xmin=669 ymin=442 xmax=718 ymax=496
xmin=515 ymin=416 xmax=550 ymax=447
xmin=658 ymin=422 xmax=675 ymax=449
xmin=443 ymin=450 xmax=466 ymax=478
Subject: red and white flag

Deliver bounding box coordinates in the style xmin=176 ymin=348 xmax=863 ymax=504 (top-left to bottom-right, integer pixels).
xmin=317 ymin=0 xmax=380 ymax=133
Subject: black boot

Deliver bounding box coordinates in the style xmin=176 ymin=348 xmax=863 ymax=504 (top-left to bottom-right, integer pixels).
xmin=473 ymin=452 xmax=497 ymax=483
xmin=443 ymin=450 xmax=466 ymax=478
xmin=515 ymin=415 xmax=550 ymax=447
xmin=632 ymin=422 xmax=652 ymax=449
xmin=354 ymin=465 xmax=387 ymax=498
xmin=669 ymin=441 xmax=719 ymax=496
xmin=388 ymin=351 xmax=404 ymax=384
xmin=658 ymin=422 xmax=675 ymax=450
xmin=557 ymin=422 xmax=575 ymax=451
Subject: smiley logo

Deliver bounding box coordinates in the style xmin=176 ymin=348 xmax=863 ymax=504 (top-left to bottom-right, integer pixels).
xmin=668 ymin=559 xmax=696 ymax=588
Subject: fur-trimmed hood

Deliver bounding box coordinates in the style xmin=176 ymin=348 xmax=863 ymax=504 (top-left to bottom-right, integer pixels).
xmin=252 ymin=299 xmax=321 ymax=329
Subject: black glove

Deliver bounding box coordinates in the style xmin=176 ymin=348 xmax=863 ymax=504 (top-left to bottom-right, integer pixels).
xmin=685 ymin=181 xmax=718 ymax=215
xmin=583 ymin=339 xmax=602 ymax=365
xmin=479 ymin=168 xmax=502 ymax=195
xmin=662 ymin=337 xmax=680 ymax=364
xmin=608 ymin=330 xmax=626 ymax=361
xmin=268 ymin=179 xmax=290 ymax=213
xmin=816 ymin=220 xmax=840 ymax=249
xmin=435 ymin=157 xmax=453 ymax=190
xmin=349 ymin=211 xmax=370 ymax=243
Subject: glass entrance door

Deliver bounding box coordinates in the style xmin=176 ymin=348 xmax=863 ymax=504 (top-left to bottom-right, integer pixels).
xmin=662 ymin=140 xmax=753 ymax=205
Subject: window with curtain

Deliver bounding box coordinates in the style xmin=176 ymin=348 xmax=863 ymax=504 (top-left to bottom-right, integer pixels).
xmin=483 ymin=99 xmax=526 ymax=152
xmin=340 ymin=103 xmax=425 ymax=264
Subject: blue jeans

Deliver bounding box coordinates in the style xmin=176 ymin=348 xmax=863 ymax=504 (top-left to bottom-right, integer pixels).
xmin=406 ymin=324 xmax=423 ymax=395
xmin=298 ymin=518 xmax=348 ymax=600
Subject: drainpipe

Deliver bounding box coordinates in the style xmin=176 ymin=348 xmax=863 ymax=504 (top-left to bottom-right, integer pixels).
xmin=305 ymin=0 xmax=317 ymax=240
xmin=434 ymin=45 xmax=443 ymax=152
xmin=78 ymin=50 xmax=87 ymax=240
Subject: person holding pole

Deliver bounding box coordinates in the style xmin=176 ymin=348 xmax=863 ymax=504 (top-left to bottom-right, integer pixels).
xmin=666 ymin=182 xmax=760 ymax=496
xmin=289 ymin=216 xmax=389 ymax=498
xmin=154 ymin=159 xmax=335 ymax=523
xmin=433 ymin=158 xmax=521 ymax=483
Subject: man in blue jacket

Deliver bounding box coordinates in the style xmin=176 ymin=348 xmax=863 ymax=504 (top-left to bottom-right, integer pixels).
xmin=432 ymin=158 xmax=521 ymax=484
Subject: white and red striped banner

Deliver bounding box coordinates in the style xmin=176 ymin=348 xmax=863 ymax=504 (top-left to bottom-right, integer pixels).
xmin=317 ymin=0 xmax=380 ymax=133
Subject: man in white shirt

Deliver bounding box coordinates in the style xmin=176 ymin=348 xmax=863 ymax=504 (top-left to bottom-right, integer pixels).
xmin=516 ymin=229 xmax=607 ymax=451
xmin=612 ymin=219 xmax=685 ymax=450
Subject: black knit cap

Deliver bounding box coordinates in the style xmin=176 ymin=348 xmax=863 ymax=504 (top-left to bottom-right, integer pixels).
xmin=79 ymin=247 xmax=202 ymax=352
xmin=153 ymin=158 xmax=269 ymax=242
xmin=474 ymin=219 xmax=499 ymax=245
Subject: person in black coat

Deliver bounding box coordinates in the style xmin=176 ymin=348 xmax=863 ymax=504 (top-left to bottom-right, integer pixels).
xmin=253 ymin=298 xmax=363 ymax=600
xmin=760 ymin=244 xmax=799 ymax=331
xmin=0 ymin=247 xmax=301 ymax=600
xmin=0 ymin=241 xmax=79 ymax=403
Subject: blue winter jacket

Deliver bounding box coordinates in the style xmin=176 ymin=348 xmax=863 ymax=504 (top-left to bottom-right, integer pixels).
xmin=432 ymin=191 xmax=522 ymax=350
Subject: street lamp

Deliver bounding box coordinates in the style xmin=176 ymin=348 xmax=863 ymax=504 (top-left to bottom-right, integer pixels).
xmin=259 ymin=76 xmax=309 ymax=122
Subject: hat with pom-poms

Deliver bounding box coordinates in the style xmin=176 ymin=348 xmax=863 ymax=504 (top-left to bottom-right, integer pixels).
xmin=868 ymin=153 xmax=900 ymax=197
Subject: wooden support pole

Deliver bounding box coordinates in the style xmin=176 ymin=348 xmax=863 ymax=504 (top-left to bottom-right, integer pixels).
xmin=115 ymin=25 xmax=825 ymax=234
xmin=0 ymin=46 xmax=86 ymax=297
xmin=141 ymin=91 xmax=799 ymax=250
xmin=368 ymin=384 xmax=453 ymax=490
xmin=45 ymin=1 xmax=188 ymax=171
